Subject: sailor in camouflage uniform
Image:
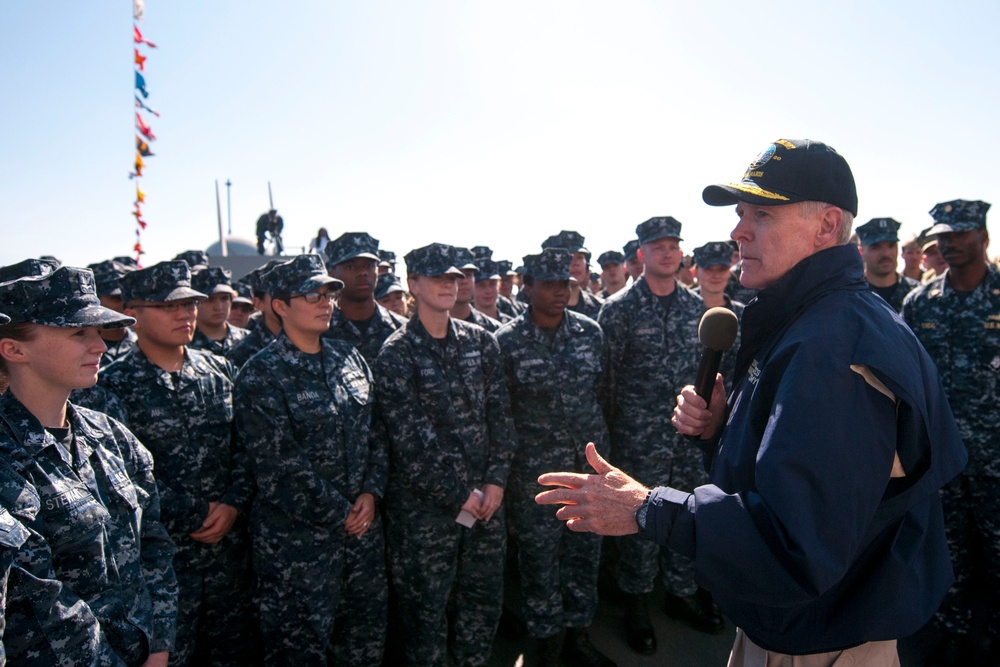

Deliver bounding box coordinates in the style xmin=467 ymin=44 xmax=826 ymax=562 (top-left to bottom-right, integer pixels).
xmin=188 ymin=266 xmax=249 ymax=356
xmin=451 ymin=247 xmax=503 ymax=333
xmin=542 ymin=231 xmax=603 ymax=320
xmin=596 ymin=251 xmax=627 ymax=299
xmin=323 ymin=233 xmax=408 ymax=365
xmin=598 ymin=216 xmax=722 ymax=654
xmin=88 ymin=259 xmax=139 ymax=367
xmin=173 ymin=250 xmax=209 ymax=270
xmin=692 ymin=241 xmax=744 ymax=386
xmin=375 ymin=243 xmax=517 ymax=667
xmin=856 ymin=217 xmax=919 ymax=313
xmin=0 ymin=267 xmax=177 ymax=667
xmin=100 ymin=261 xmax=260 ymax=666
xmin=496 ymin=259 xmax=527 ymax=317
xmin=227 ymin=281 xmax=255 ymax=330
xmin=495 ymin=249 xmax=616 ymax=667
xmin=226 ymin=260 xmax=284 ymax=369
xmin=903 ymin=199 xmax=1000 ymax=662
xmin=623 ymin=239 xmax=643 ymax=284
xmin=375 ymin=272 xmax=409 ymax=319
xmin=472 ymin=257 xmax=514 ymax=324
xmin=234 ymin=255 xmax=388 ymax=666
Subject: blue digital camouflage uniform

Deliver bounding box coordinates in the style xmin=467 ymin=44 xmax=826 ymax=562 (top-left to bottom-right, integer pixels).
xmin=235 ymin=332 xmax=388 ymax=666
xmin=188 ymin=266 xmax=249 ymax=356
xmin=375 ymin=244 xmax=517 ymax=666
xmin=495 ymin=252 xmax=609 ymax=640
xmin=0 ymin=499 xmax=28 ymax=667
xmin=100 ymin=349 xmax=259 ymax=666
xmin=325 ymin=304 xmax=407 ymax=366
xmin=902 ymin=200 xmax=1000 ymax=638
xmin=225 ymin=319 xmax=276 ymax=369
xmin=693 ymin=241 xmax=746 ymax=386
xmin=542 ymin=231 xmax=605 ymax=321
xmin=189 ymin=324 xmax=248 ymax=356
xmin=88 ymin=260 xmax=139 ymax=367
xmin=0 ymin=394 xmax=178 ymax=666
xmin=856 ymin=217 xmax=921 ymax=312
xmin=598 ymin=219 xmax=705 ymax=598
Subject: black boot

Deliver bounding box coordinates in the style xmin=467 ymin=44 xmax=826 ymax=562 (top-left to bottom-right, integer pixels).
xmin=561 ymin=627 xmax=617 ymax=667
xmin=623 ymin=593 xmax=657 ymax=655
xmin=663 ymin=587 xmax=725 ymax=635
xmin=535 ymin=631 xmax=564 ymax=667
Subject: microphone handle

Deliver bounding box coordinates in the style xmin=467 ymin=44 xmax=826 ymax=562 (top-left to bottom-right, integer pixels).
xmin=694 ymin=346 xmax=723 ymax=403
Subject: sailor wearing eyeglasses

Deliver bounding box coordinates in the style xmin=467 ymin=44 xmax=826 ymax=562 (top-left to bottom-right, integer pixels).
xmin=234 ymin=254 xmax=389 ymax=666
xmin=100 ymin=260 xmax=262 ymax=666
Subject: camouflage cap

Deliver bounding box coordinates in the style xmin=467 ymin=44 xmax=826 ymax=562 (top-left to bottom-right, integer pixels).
xmin=452 ymin=247 xmax=479 ymax=272
xmin=471 ymin=245 xmax=494 ymax=261
xmin=855 ymin=217 xmax=901 ymax=246
xmin=192 ymin=266 xmax=237 ymax=296
xmin=120 ymin=260 xmax=209 ymax=304
xmin=523 ymin=248 xmax=573 ymax=282
xmin=623 ymin=239 xmax=641 ymax=262
xmin=0 ymin=258 xmax=60 ymax=284
xmin=473 ymin=258 xmax=501 ymax=281
xmin=693 ymin=241 xmax=733 ymax=269
xmin=262 ymin=254 xmax=343 ymax=297
xmin=0 ymin=266 xmax=135 ymax=329
xmin=232 ymin=281 xmax=254 ymax=306
xmin=112 ymin=255 xmax=140 ymax=268
xmin=496 ymin=260 xmax=517 ymax=276
xmin=541 ymin=231 xmax=590 ymax=260
xmin=597 ymin=250 xmax=625 ymax=268
xmin=87 ymin=259 xmax=136 ymax=297
xmin=247 ymin=260 xmax=285 ymax=294
xmin=917 ymin=226 xmax=938 ymax=251
xmin=927 ymin=199 xmax=991 ymax=235
xmin=378 ymin=249 xmax=397 ymax=267
xmin=173 ymin=249 xmax=210 ymax=269
xmin=702 ymin=138 xmax=858 ymax=216
xmin=636 ymin=216 xmax=683 ymax=245
xmin=324 ymin=232 xmax=380 ymax=267
xmin=375 ymin=273 xmax=406 ymax=300
xmin=404 ymin=243 xmax=464 ymax=278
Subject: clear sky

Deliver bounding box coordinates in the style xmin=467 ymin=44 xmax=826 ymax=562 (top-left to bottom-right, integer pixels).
xmin=2 ymin=1 xmax=998 ymax=271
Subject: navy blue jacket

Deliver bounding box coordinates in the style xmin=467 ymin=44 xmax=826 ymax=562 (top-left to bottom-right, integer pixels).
xmin=645 ymin=245 xmax=967 ymax=654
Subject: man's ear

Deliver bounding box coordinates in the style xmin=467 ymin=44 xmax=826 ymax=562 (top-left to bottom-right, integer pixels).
xmin=817 ymin=206 xmax=844 ymax=248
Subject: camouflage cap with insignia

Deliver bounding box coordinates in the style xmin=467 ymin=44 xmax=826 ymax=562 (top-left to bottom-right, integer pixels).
xmin=324 ymin=232 xmax=380 ymax=267
xmin=452 ymin=247 xmax=479 ymax=272
xmin=703 ymin=138 xmax=858 ymax=216
xmin=262 ymin=254 xmax=343 ymax=297
xmin=112 ymin=255 xmax=140 ymax=269
xmin=693 ymin=241 xmax=733 ymax=269
xmin=375 ymin=273 xmax=406 ymax=300
xmin=232 ymin=281 xmax=254 ymax=306
xmin=523 ymin=248 xmax=574 ymax=282
xmin=173 ymin=249 xmax=210 ymax=269
xmin=192 ymin=266 xmax=237 ymax=296
xmin=855 ymin=217 xmax=902 ymax=246
xmin=473 ymin=258 xmax=501 ymax=281
xmin=87 ymin=259 xmax=135 ymax=297
xmin=0 ymin=266 xmax=135 ymax=329
xmin=471 ymin=246 xmax=494 ymax=261
xmin=404 ymin=243 xmax=464 ymax=278
xmin=623 ymin=239 xmax=641 ymax=262
xmin=121 ymin=260 xmax=209 ymax=304
xmin=0 ymin=257 xmax=60 ymax=284
xmin=927 ymin=199 xmax=991 ymax=235
xmin=597 ymin=250 xmax=625 ymax=268
xmin=496 ymin=260 xmax=517 ymax=276
xmin=378 ymin=249 xmax=397 ymax=268
xmin=636 ymin=216 xmax=683 ymax=245
xmin=247 ymin=260 xmax=285 ymax=294
xmin=541 ymin=231 xmax=590 ymax=260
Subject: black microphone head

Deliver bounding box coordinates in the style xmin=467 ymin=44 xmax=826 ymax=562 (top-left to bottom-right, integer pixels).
xmin=698 ymin=307 xmax=739 ymax=351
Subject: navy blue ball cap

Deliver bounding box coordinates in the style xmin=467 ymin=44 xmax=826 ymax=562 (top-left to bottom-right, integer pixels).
xmin=703 ymin=139 xmax=858 ymax=216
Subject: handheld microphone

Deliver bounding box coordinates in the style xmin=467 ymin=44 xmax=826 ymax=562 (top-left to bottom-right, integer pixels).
xmin=694 ymin=307 xmax=739 ymax=403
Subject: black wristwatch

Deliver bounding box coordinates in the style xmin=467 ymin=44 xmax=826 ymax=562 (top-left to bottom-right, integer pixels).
xmin=634 ymin=489 xmax=652 ymax=537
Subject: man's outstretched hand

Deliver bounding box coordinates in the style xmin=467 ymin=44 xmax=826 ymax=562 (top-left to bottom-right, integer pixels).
xmin=535 ymin=442 xmax=649 ymax=536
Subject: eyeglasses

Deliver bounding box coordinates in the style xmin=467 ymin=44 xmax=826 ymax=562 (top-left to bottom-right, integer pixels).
xmin=294 ymin=291 xmax=337 ymax=304
xmin=135 ymin=300 xmax=201 ymax=313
